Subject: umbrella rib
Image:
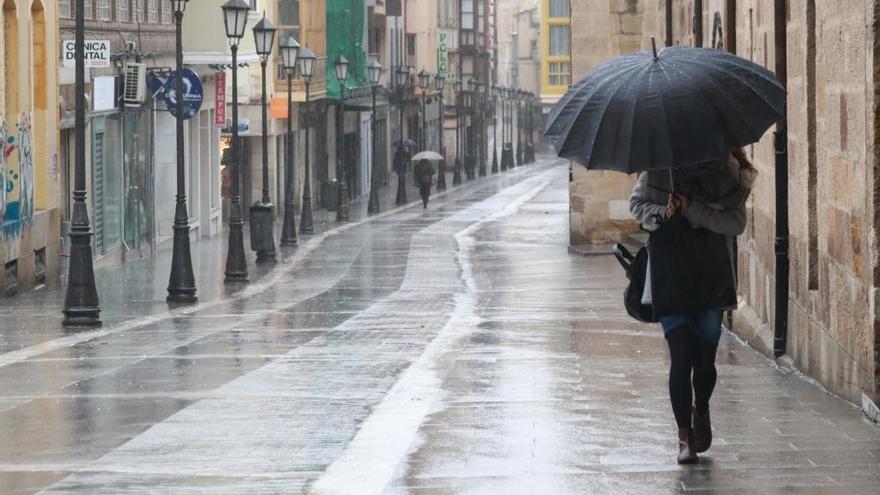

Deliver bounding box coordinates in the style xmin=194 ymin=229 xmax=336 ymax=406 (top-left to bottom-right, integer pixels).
xmin=684 ymin=57 xmax=786 ymax=117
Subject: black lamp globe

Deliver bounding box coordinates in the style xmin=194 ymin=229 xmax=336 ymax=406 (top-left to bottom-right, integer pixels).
xmin=252 ymin=15 xmax=276 ymax=57
xmin=367 ymin=59 xmax=382 ymax=86
xmin=280 ymin=36 xmax=300 ymax=72
xmin=395 ymin=65 xmax=408 ymax=87
xmin=222 ymin=0 xmax=249 ymax=40
xmin=298 ymin=47 xmax=317 ymax=80
xmin=335 ymin=55 xmax=349 ymax=83
xmin=171 ymin=0 xmax=188 ymax=14
xmin=467 ymin=79 xmax=475 ymax=92
xmin=418 ymin=69 xmax=431 ymax=90
xmin=434 ymin=73 xmax=446 ymax=91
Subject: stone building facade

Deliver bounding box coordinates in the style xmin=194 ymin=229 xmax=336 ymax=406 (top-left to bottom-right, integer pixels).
xmin=637 ymin=0 xmax=880 ymax=409
xmin=1 ymin=0 xmax=62 ymax=294
xmin=567 ymin=0 xmax=645 ymax=246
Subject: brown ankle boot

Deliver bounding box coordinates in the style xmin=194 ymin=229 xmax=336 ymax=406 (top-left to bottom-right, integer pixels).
xmin=677 ymin=427 xmax=698 ymax=464
xmin=692 ymin=409 xmax=712 ymax=453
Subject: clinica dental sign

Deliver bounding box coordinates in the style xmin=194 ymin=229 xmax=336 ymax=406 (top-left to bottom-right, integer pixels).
xmin=62 ymin=40 xmax=111 ymax=68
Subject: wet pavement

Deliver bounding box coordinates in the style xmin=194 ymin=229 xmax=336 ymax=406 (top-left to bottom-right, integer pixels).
xmin=0 ymin=158 xmax=878 ymax=494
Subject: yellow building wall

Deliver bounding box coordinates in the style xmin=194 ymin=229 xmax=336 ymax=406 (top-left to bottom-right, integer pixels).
xmin=0 ymin=0 xmax=61 ymax=289
xmin=539 ymin=0 xmax=569 ymax=103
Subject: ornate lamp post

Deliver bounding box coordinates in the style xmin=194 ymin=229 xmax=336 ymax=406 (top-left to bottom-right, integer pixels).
xmin=221 ymin=0 xmax=250 ymax=282
xmin=452 ymin=79 xmax=463 ymax=185
xmin=335 ymin=55 xmax=350 ymax=221
xmin=434 ymin=73 xmax=446 ymax=191
xmin=279 ymin=36 xmax=300 ymax=246
xmin=516 ymin=89 xmax=524 ymax=166
xmin=167 ymin=0 xmax=197 ymax=302
xmin=490 ymin=85 xmax=499 ymax=173
xmin=298 ymin=47 xmax=317 ymax=234
xmin=367 ymin=58 xmax=382 ymax=214
xmin=476 ymin=81 xmax=487 ymax=177
xmin=251 ymin=15 xmax=277 ymax=262
xmin=465 ymin=78 xmax=476 ymax=180
xmin=63 ymin=0 xmax=101 ymax=324
xmin=418 ymin=69 xmax=430 ymax=150
xmin=394 ymin=65 xmax=409 ymax=205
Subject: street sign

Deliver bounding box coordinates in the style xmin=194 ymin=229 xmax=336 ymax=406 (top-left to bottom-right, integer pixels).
xmin=62 ymin=40 xmax=111 ymax=68
xmin=164 ymin=69 xmax=204 ymax=120
xmin=215 ymin=72 xmax=226 ymax=128
xmin=438 ymin=31 xmax=449 ymax=75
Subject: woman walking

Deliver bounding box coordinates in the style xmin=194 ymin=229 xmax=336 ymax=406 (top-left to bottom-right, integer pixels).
xmin=629 ymin=150 xmax=755 ymax=464
xmin=415 ymin=159 xmax=436 ymax=208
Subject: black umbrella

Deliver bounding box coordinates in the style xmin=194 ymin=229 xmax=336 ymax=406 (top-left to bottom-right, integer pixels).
xmin=544 ymin=43 xmax=785 ymax=173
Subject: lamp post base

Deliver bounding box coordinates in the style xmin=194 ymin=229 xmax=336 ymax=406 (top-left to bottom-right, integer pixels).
xmin=280 ymin=201 xmax=298 ymax=246
xmin=453 ymin=158 xmax=462 ymax=185
xmin=437 ymin=157 xmax=447 ymax=191
xmin=63 ymin=202 xmax=102 ymax=327
xmin=166 ymin=210 xmax=198 ymax=303
xmin=491 ymin=149 xmax=499 ymax=173
xmin=336 ymin=180 xmax=350 ymax=221
xmin=224 ymin=217 xmax=248 ymax=283
xmin=300 ymin=194 xmax=314 ymax=234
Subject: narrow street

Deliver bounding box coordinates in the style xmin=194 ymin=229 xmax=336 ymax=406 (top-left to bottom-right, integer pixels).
xmin=0 ymin=159 xmax=878 ymax=494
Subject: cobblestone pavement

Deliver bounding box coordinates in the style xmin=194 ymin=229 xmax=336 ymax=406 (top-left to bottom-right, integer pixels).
xmin=0 ymin=159 xmax=878 ymax=494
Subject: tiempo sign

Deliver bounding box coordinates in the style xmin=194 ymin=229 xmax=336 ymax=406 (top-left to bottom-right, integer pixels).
xmin=62 ymin=40 xmax=111 ymax=68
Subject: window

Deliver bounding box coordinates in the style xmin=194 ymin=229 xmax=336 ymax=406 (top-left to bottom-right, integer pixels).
xmin=116 ymin=0 xmax=130 ymax=21
xmin=549 ymin=25 xmax=569 ymax=56
xmin=277 ymin=0 xmax=301 ymax=64
xmin=461 ymin=0 xmax=473 ymax=30
xmin=97 ymin=0 xmax=111 ymax=20
xmin=476 ymin=0 xmax=483 ymax=32
xmin=161 ymin=0 xmax=172 ymax=23
xmin=135 ymin=0 xmax=144 ymax=22
xmin=548 ymin=62 xmax=570 ymax=86
xmin=59 ymin=0 xmax=71 ymax=18
xmin=83 ymin=0 xmax=93 ymax=19
xmin=549 ymin=0 xmax=568 ymax=18
xmin=530 ymin=39 xmax=538 ymax=60
xmin=147 ymin=0 xmax=157 ymax=22
xmin=407 ymin=33 xmax=416 ymax=56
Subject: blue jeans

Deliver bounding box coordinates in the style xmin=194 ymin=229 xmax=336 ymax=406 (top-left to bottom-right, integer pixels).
xmin=659 ymin=309 xmax=723 ymax=346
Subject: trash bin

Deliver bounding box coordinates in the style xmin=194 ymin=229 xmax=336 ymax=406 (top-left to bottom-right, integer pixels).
xmin=322 ymin=180 xmax=338 ymax=211
xmin=249 ymin=202 xmax=274 ymax=251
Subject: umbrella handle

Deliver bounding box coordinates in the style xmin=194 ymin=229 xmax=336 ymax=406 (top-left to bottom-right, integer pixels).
xmin=651 ymin=37 xmax=658 ymax=60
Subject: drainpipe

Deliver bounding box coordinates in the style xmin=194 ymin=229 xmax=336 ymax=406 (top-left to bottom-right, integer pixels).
xmin=773 ymin=0 xmax=789 ymax=358
xmin=666 ymin=0 xmax=673 ymax=46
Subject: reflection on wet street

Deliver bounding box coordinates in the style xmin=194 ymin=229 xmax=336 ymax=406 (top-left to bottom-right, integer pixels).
xmin=0 ymin=159 xmax=877 ymax=494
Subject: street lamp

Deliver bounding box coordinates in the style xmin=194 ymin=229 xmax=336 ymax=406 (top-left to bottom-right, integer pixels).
xmin=166 ymin=0 xmax=197 ymax=302
xmin=516 ymin=89 xmax=524 ymax=166
xmin=490 ymin=85 xmax=499 ymax=173
xmin=476 ymin=81 xmax=486 ymax=177
xmin=367 ymin=58 xmax=382 ymax=214
xmin=63 ymin=0 xmax=101 ymax=324
xmin=279 ymin=35 xmax=300 ymax=247
xmin=452 ymin=79 xmax=463 ymax=185
xmin=464 ymin=79 xmax=476 ymax=181
xmin=251 ymin=14 xmax=277 ymax=262
xmin=394 ymin=65 xmax=409 ymax=205
xmin=334 ymin=55 xmax=350 ymax=221
xmin=221 ymin=0 xmax=250 ymax=282
xmin=418 ymin=69 xmax=430 ymax=152
xmin=434 ymin=73 xmax=446 ymax=191
xmin=298 ymin=47 xmax=317 ymax=234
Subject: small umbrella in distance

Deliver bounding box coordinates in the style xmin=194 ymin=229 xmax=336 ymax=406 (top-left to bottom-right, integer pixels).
xmin=411 ymin=151 xmax=445 ymax=161
xmin=544 ymin=40 xmax=786 ymax=173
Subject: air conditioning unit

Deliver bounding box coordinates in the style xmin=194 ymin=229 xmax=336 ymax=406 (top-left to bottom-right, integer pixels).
xmin=122 ymin=63 xmax=147 ymax=106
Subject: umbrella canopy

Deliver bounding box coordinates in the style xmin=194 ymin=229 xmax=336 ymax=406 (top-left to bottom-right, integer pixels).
xmin=544 ymin=45 xmax=785 ymax=173
xmin=411 ymin=151 xmax=444 ymax=161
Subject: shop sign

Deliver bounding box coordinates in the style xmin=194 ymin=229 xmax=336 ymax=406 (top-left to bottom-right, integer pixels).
xmin=62 ymin=40 xmax=111 ymax=68
xmin=438 ymin=31 xmax=449 ymax=75
xmin=164 ymin=68 xmax=204 ymax=120
xmin=215 ymin=72 xmax=226 ymax=127
xmin=225 ymin=118 xmax=250 ymax=135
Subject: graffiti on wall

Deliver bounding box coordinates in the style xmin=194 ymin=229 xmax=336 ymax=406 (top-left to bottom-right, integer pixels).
xmin=0 ymin=113 xmax=35 ymax=236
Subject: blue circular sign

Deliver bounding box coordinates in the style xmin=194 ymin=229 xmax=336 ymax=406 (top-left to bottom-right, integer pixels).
xmin=164 ymin=68 xmax=204 ymax=120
